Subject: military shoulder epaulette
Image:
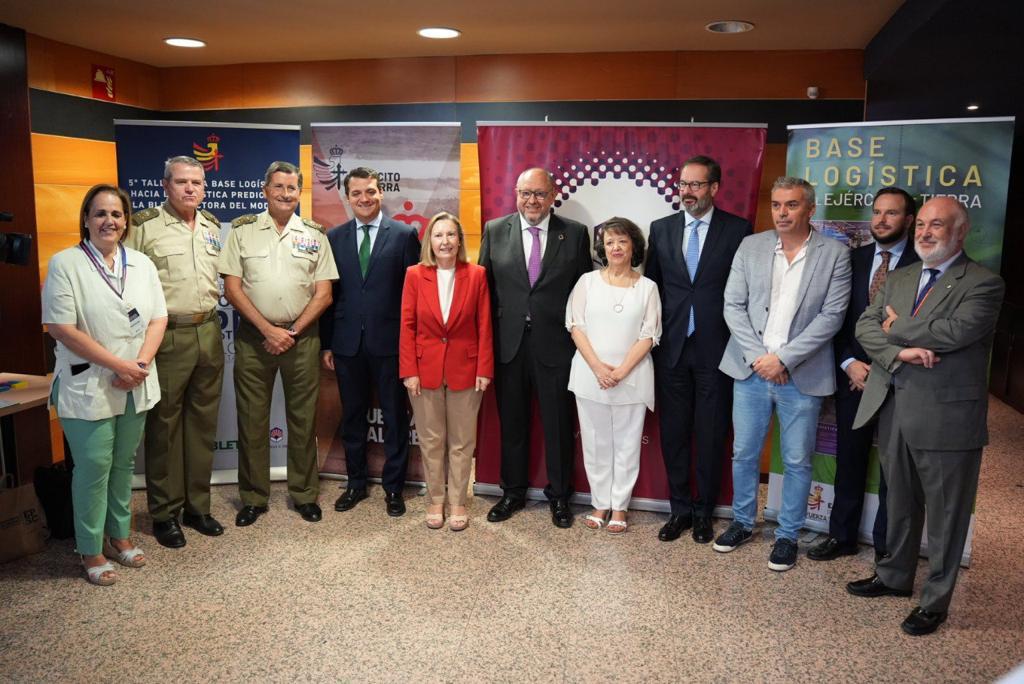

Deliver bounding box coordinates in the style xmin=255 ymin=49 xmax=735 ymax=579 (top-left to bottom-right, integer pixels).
xmin=200 ymin=208 xmax=220 ymax=224
xmin=131 ymin=206 xmax=159 ymax=227
xmin=231 ymin=214 xmax=258 ymax=228
xmin=301 ymin=217 xmax=325 ymax=233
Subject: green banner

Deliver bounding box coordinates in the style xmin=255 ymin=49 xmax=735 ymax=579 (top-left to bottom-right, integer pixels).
xmin=786 ymin=117 xmax=1015 ymax=272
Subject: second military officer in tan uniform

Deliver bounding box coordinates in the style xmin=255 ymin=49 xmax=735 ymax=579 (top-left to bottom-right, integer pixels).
xmin=220 ymin=160 xmax=338 ymax=526
xmin=127 ymin=155 xmax=225 ymax=548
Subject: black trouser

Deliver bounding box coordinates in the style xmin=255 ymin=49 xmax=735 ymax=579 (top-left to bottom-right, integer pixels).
xmin=655 ymin=333 xmax=733 ymax=517
xmin=831 ymin=380 xmax=888 ymax=551
xmin=334 ymin=336 xmax=410 ymax=493
xmin=494 ymin=327 xmax=575 ymax=501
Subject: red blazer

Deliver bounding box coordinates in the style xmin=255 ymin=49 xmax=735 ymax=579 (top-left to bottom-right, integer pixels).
xmin=399 ymin=261 xmax=494 ymax=391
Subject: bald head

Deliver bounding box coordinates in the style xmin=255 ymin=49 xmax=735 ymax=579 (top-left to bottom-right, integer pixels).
xmin=515 ymin=167 xmax=557 ymax=225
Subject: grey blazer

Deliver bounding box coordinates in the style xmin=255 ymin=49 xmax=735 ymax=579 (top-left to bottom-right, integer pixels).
xmin=852 ymin=253 xmax=1004 ymax=450
xmin=719 ymin=229 xmax=852 ymax=397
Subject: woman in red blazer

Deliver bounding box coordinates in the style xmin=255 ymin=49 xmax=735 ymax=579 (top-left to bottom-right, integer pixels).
xmin=400 ymin=212 xmax=494 ymax=531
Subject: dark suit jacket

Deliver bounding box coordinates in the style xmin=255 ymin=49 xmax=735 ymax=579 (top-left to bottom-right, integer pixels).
xmin=398 ymin=262 xmax=494 ymax=391
xmin=478 ymin=212 xmax=592 ymax=366
xmin=320 ymin=215 xmax=420 ymax=356
xmin=645 ymin=207 xmax=752 ymax=368
xmin=835 ymin=241 xmax=919 ymax=368
xmin=853 ymin=253 xmax=1004 ymax=450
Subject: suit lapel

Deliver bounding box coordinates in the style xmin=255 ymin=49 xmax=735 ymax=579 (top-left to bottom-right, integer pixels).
xmin=507 ymin=215 xmax=531 ymax=286
xmin=537 ymin=215 xmax=565 ymax=289
xmin=694 ymin=213 xmax=723 ymax=283
xmin=669 ymin=214 xmax=691 ymax=286
xmin=364 ymin=219 xmax=391 ymax=280
xmin=914 ymin=253 xmax=967 ymax=318
xmin=893 ymin=262 xmax=922 ymax=316
xmin=446 ymin=262 xmax=470 ymax=329
xmin=791 ymin=230 xmax=825 ymax=313
xmin=419 ymin=266 xmax=444 ymax=328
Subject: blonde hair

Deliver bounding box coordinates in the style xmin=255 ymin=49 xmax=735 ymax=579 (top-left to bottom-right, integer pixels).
xmin=420 ymin=211 xmax=468 ymax=266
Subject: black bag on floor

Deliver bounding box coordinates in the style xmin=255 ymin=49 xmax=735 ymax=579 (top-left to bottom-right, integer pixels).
xmin=33 ymin=460 xmax=74 ymax=540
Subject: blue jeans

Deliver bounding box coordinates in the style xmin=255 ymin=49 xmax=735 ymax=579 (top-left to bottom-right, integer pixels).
xmin=731 ymin=374 xmax=823 ymax=541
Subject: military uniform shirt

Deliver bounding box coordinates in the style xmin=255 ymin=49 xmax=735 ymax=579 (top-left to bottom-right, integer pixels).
xmin=219 ymin=210 xmax=338 ymax=325
xmin=125 ymin=202 xmax=223 ymax=316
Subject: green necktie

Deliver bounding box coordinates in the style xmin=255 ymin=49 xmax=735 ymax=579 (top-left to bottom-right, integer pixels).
xmin=359 ymin=225 xmax=371 ymax=277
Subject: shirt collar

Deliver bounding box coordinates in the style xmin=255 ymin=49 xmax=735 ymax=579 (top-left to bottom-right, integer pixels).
xmin=684 ymin=206 xmax=715 ymax=228
xmin=874 ymin=236 xmax=908 ymax=261
xmin=927 ymin=250 xmax=962 ymax=277
xmin=359 ymin=212 xmax=383 ymax=229
xmin=520 ymin=213 xmax=551 ymax=232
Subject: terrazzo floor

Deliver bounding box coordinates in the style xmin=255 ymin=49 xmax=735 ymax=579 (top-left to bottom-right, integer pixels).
xmin=2 ymin=397 xmax=1022 ymax=683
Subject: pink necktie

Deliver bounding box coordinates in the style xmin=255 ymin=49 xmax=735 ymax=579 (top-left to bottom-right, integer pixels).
xmin=527 ymin=226 xmax=542 ymax=287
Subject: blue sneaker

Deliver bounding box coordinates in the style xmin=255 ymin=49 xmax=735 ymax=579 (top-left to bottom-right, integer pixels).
xmin=712 ymin=521 xmax=753 ymax=553
xmin=768 ymin=538 xmax=799 ymax=572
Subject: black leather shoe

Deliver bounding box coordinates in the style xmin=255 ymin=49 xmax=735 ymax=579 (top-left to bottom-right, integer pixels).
xmin=658 ymin=514 xmax=693 ymax=541
xmin=334 ymin=488 xmax=368 ymax=512
xmin=487 ymin=495 xmax=526 ymax=522
xmin=153 ymin=518 xmax=186 ymax=548
xmin=807 ymin=536 xmax=858 ymax=561
xmin=296 ymin=502 xmax=322 ymax=523
xmin=846 ymin=574 xmax=912 ymax=598
xmin=181 ymin=512 xmax=224 ymax=537
xmin=235 ymin=505 xmax=268 ymax=527
xmin=692 ymin=516 xmax=714 ymax=544
xmin=550 ymin=499 xmax=573 ymax=528
xmin=901 ymin=606 xmax=948 ymax=636
xmin=384 ymin=491 xmax=406 ymax=517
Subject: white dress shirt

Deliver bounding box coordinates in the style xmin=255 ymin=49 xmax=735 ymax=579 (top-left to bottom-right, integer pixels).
xmin=519 ymin=213 xmax=551 ymax=269
xmin=763 ymin=235 xmax=811 ymax=354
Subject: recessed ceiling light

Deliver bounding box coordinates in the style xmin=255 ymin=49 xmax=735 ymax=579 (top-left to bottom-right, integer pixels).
xmin=165 ymin=37 xmax=206 ymax=48
xmin=705 ymin=20 xmax=755 ymax=34
xmin=966 ymin=104 xmax=980 ymax=111
xmin=417 ymin=27 xmax=460 ymax=39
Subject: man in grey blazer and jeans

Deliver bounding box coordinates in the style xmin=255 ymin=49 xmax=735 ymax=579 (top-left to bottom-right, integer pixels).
xmin=714 ymin=177 xmax=851 ymax=572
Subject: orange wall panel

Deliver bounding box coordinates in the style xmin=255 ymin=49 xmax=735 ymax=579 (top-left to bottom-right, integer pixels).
xmin=37 ymin=232 xmax=81 ymax=283
xmin=31 ymin=134 xmax=116 ymax=186
xmin=675 ymin=50 xmax=864 ymax=100
xmin=27 ymin=34 xmax=161 ymax=109
xmin=754 ymin=143 xmax=789 ymax=232
xmin=457 ymin=53 xmax=677 ymax=103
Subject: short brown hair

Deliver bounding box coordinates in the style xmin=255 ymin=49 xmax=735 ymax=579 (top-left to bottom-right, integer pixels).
xmin=594 ymin=216 xmax=645 ymax=267
xmin=80 ymin=184 xmax=132 ymax=242
xmin=420 ymin=211 xmax=468 ymax=266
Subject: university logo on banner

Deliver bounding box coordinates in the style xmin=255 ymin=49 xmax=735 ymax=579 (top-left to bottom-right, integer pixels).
xmin=115 ymin=120 xmax=301 ymax=483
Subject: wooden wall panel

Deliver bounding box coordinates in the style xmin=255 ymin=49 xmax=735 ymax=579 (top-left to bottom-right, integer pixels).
xmin=300 ymin=144 xmax=312 ymax=218
xmin=26 ymin=34 xmax=161 ymax=109
xmin=31 ymin=133 xmax=116 ymax=185
xmin=675 ymin=50 xmax=865 ymax=101
xmin=160 ymin=57 xmax=457 ymax=110
xmin=755 ymin=143 xmax=789 ymax=231
xmin=456 ymin=52 xmax=677 ymax=103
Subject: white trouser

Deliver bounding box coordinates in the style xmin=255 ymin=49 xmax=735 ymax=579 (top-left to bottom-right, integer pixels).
xmin=575 ymin=397 xmax=647 ymax=511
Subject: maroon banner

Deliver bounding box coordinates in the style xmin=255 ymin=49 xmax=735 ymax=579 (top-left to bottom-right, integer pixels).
xmin=475 ymin=122 xmax=766 ymax=507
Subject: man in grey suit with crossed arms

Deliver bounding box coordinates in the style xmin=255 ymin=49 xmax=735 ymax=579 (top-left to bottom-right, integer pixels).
xmin=846 ymin=197 xmax=1004 ymax=636
xmin=714 ymin=176 xmax=851 ymax=572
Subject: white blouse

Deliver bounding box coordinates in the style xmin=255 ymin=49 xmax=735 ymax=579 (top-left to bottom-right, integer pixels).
xmin=436 ymin=265 xmax=456 ymax=325
xmin=565 ymin=271 xmax=662 ymax=410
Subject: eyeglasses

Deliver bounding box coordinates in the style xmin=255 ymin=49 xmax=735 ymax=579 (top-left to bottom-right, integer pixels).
xmin=679 ymin=181 xmax=711 ymax=191
xmin=516 ymin=189 xmax=550 ymax=201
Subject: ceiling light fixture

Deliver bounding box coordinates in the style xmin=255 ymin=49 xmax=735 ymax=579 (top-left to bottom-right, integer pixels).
xmin=417 ymin=27 xmax=461 ymax=39
xmin=165 ymin=37 xmax=206 ymax=48
xmin=966 ymin=104 xmax=980 ymax=111
xmin=705 ymin=20 xmax=755 ymax=34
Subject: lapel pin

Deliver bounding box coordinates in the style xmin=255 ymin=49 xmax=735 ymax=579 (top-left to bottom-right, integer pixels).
xmin=559 ymin=233 xmax=565 ymax=240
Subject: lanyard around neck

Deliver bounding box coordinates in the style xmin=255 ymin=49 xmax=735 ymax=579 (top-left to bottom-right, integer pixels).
xmin=79 ymin=241 xmax=127 ymax=299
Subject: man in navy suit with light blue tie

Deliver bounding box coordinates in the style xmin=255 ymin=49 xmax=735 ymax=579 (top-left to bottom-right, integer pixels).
xmin=320 ymin=167 xmax=420 ymax=517
xmin=646 ymin=155 xmax=752 ymax=544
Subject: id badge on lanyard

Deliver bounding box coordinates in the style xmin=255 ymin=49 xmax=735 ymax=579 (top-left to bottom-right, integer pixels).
xmin=79 ymin=241 xmax=143 ymax=337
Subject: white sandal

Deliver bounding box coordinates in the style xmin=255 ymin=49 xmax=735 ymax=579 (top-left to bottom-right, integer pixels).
xmin=607 ymin=519 xmax=628 ymax=534
xmin=103 ymin=538 xmax=146 ymax=568
xmin=82 ymin=559 xmax=117 ymax=586
xmin=583 ymin=514 xmax=607 ymax=530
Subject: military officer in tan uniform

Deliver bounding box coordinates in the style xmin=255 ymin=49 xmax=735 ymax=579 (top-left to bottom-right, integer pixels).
xmin=219 ymin=161 xmax=338 ymax=526
xmin=126 ymin=155 xmax=225 ymax=548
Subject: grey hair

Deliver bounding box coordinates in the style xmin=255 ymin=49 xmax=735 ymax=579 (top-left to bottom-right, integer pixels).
xmin=163 ymin=155 xmax=205 ymax=181
xmin=771 ymin=176 xmax=816 ymax=207
xmin=263 ymin=161 xmax=303 ymax=189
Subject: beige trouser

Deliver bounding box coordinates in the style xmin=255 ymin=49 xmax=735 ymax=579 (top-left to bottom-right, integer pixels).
xmin=409 ymin=385 xmax=483 ymax=506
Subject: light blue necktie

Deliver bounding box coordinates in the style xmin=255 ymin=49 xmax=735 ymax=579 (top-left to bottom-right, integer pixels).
xmin=685 ymin=219 xmax=701 ymax=336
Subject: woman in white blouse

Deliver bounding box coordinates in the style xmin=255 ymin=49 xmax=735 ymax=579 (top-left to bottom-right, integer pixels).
xmin=566 ymin=217 xmax=661 ymax=533
xmin=399 ymin=212 xmax=494 ymax=531
xmin=42 ymin=185 xmax=167 ymax=585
